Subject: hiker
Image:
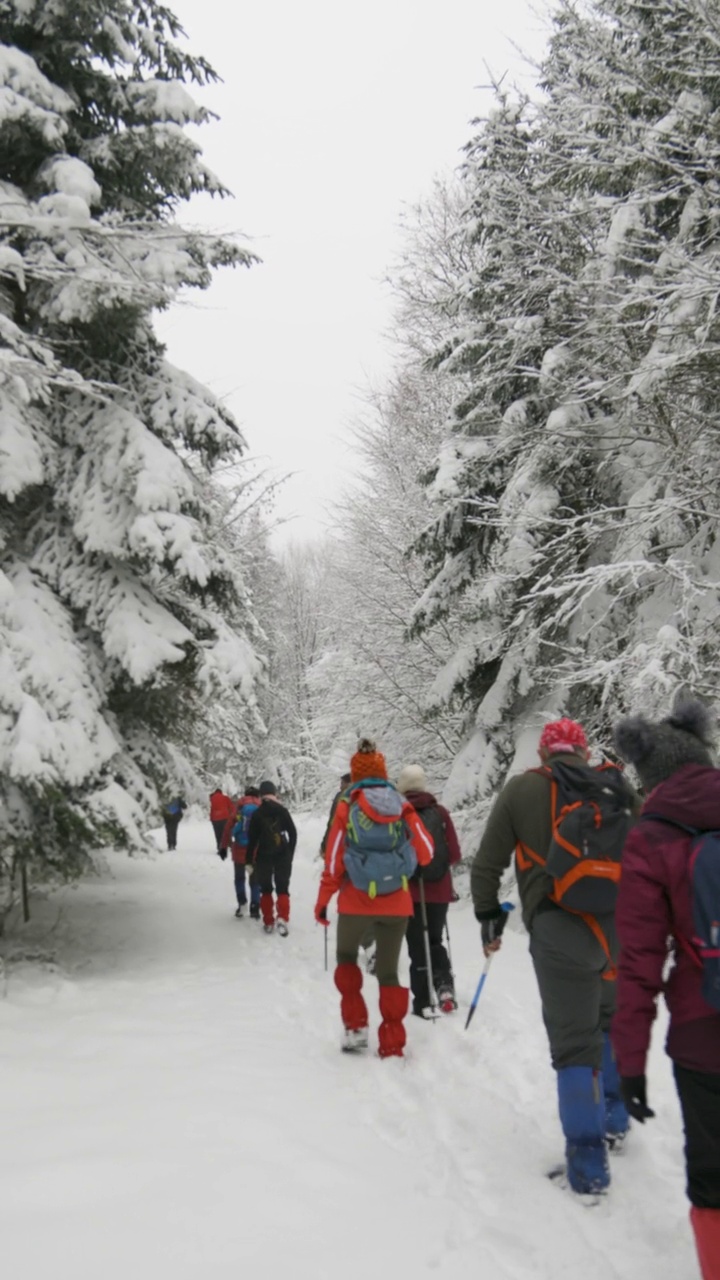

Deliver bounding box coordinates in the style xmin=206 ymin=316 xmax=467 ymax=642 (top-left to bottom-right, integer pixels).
xmin=246 ymin=782 xmax=297 ymax=935
xmin=228 ymin=786 xmax=261 ymax=919
xmin=322 ymin=771 xmax=376 ymax=971
xmin=397 ymin=764 xmax=461 ymax=1017
xmin=209 ymin=787 xmax=234 ymax=858
xmin=320 ymin=772 xmax=351 ymax=855
xmin=314 ymin=738 xmax=434 ymax=1057
xmin=163 ymin=796 xmax=186 ymax=851
xmin=612 ymin=697 xmax=720 ymax=1280
xmin=471 ymin=717 xmax=636 ymax=1195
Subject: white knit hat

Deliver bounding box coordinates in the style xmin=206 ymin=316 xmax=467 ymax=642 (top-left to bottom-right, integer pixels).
xmin=396 ymin=764 xmax=427 ymax=794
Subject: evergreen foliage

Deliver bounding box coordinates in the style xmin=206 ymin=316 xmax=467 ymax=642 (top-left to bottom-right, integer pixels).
xmin=414 ymin=0 xmax=720 ymax=809
xmin=0 ymin=0 xmax=262 ymax=906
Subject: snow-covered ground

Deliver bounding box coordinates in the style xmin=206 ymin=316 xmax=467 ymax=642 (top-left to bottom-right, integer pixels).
xmin=2 ymin=815 xmax=699 ymax=1279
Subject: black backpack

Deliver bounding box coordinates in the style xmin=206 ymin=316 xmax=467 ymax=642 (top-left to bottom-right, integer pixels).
xmin=414 ymin=805 xmax=451 ymax=883
xmin=536 ymin=762 xmax=634 ymax=914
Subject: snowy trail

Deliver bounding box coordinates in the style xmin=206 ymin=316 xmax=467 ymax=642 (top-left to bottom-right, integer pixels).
xmin=2 ymin=816 xmax=698 ymax=1279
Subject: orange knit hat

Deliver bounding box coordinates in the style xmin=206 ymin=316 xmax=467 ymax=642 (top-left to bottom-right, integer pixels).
xmin=350 ymin=737 xmax=387 ymax=782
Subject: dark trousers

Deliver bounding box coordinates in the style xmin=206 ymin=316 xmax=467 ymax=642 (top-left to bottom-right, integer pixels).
xmin=406 ymin=901 xmax=453 ymax=1012
xmin=529 ymin=905 xmax=616 ymax=1070
xmin=164 ymin=816 xmax=180 ymax=849
xmin=254 ymin=848 xmax=292 ymax=898
xmin=336 ymin=914 xmax=408 ymax=986
xmin=211 ymin=819 xmax=227 ymax=852
xmin=675 ymin=1064 xmax=720 ymax=1208
xmin=234 ymin=863 xmax=261 ymax=907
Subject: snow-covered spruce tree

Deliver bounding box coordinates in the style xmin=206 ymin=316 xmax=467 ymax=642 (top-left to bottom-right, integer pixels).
xmin=309 ymin=366 xmax=465 ymax=800
xmin=528 ymin=0 xmax=720 ymax=732
xmin=294 ymin=183 xmax=475 ymax=808
xmin=0 ymin=0 xmax=261 ymax=904
xmin=410 ymin=89 xmax=602 ymax=809
xmin=414 ymin=0 xmax=720 ymax=814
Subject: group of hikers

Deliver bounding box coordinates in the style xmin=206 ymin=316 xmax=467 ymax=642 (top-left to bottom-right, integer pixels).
xmin=208 ymin=781 xmax=297 ymax=934
xmin=312 ymin=705 xmax=720 ymax=1280
xmin=163 ymin=695 xmax=720 ymax=1279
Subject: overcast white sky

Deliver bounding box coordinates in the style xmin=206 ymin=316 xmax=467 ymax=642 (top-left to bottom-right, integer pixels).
xmin=157 ymin=0 xmax=552 ymax=544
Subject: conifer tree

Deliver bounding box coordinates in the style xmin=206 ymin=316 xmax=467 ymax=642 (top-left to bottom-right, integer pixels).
xmin=0 ymin=0 xmax=261 ymax=901
xmin=415 ymin=0 xmax=720 ymax=809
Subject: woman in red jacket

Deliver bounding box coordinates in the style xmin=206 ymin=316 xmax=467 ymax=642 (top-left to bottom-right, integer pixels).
xmin=613 ymin=698 xmax=720 ymax=1280
xmin=396 ymin=764 xmax=461 ymax=1016
xmin=314 ymin=739 xmax=433 ymax=1058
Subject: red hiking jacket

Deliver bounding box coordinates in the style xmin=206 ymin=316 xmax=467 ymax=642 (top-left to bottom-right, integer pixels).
xmin=402 ymin=790 xmax=461 ymax=905
xmin=209 ymin=790 xmax=234 ymax=822
xmin=613 ymin=764 xmax=720 ymax=1076
xmin=317 ymin=786 xmax=434 ymax=918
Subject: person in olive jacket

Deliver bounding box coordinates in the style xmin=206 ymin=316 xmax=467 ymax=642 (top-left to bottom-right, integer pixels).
xmin=471 ymin=717 xmax=636 ymax=1197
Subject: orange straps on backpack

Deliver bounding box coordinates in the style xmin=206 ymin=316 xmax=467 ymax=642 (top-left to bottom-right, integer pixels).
xmin=579 ymin=912 xmax=617 ymax=981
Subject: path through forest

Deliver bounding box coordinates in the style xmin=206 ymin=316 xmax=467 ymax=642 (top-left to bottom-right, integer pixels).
xmin=1 ymin=815 xmax=698 ymax=1279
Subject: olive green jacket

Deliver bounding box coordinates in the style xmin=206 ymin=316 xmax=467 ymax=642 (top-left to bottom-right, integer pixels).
xmin=471 ymin=755 xmax=639 ymax=931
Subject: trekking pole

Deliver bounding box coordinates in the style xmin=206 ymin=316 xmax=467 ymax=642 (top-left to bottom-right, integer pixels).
xmin=465 ymin=902 xmax=514 ymax=1031
xmin=418 ymin=879 xmax=440 ymax=1017
xmin=464 ymin=954 xmax=495 ymax=1031
xmin=444 ymin=916 xmax=454 ymax=980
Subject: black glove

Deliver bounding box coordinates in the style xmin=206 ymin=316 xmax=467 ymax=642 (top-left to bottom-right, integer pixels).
xmin=317 ymin=906 xmax=328 ymax=923
xmin=218 ymin=848 xmax=227 ymax=861
xmin=620 ymin=1075 xmax=655 ymax=1123
xmin=476 ymin=908 xmax=508 ymax=948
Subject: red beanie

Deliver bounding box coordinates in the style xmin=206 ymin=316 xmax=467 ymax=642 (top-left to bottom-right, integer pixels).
xmin=350 ymin=737 xmax=388 ymax=782
xmin=539 ymin=718 xmax=588 ymax=756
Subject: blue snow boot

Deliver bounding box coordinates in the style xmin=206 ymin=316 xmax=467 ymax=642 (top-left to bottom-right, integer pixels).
xmin=602 ymin=1034 xmax=629 ymax=1149
xmin=557 ymin=1066 xmax=610 ymax=1195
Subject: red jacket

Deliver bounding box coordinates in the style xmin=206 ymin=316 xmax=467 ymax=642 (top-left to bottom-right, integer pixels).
xmin=209 ymin=790 xmax=234 ymax=822
xmin=402 ymin=791 xmax=461 ymax=905
xmin=613 ymin=764 xmax=720 ymax=1076
xmin=317 ymin=786 xmax=434 ymax=918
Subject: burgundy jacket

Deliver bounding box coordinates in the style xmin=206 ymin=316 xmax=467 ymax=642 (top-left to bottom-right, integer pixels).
xmin=613 ymin=764 xmax=720 ymax=1077
xmin=403 ymin=791 xmax=461 ymax=905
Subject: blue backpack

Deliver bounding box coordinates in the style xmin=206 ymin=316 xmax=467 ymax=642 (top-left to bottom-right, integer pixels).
xmin=643 ymin=814 xmax=720 ymax=1011
xmin=233 ymin=801 xmax=258 ymax=848
xmin=344 ymin=782 xmax=417 ymax=899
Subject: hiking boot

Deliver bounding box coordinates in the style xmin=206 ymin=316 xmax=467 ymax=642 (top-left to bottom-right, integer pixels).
xmin=438 ymin=987 xmax=457 ymax=1013
xmin=234 ymin=907 xmax=244 ymax=919
xmin=276 ymin=920 xmax=289 ymax=937
xmin=341 ymin=1027 xmax=369 ymax=1053
xmin=250 ymin=904 xmax=260 ymax=920
xmin=263 ymin=923 xmax=274 ymax=934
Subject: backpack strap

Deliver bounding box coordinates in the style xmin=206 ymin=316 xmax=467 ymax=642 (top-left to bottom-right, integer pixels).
xmin=641 ymin=812 xmax=700 ymax=836
xmin=579 ymin=912 xmax=617 ymax=981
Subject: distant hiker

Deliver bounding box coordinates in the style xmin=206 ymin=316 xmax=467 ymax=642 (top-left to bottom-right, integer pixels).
xmin=471 ymin=718 xmax=636 ymax=1196
xmin=163 ymin=796 xmax=186 ymax=851
xmin=315 ymin=738 xmax=434 ymax=1057
xmin=613 ymin=697 xmax=720 ymax=1280
xmin=209 ymin=787 xmax=234 ymax=858
xmin=397 ymin=764 xmax=461 ymax=1017
xmin=228 ymin=786 xmax=261 ymax=919
xmin=320 ymin=772 xmax=351 ymax=855
xmin=246 ymin=782 xmax=297 ymax=935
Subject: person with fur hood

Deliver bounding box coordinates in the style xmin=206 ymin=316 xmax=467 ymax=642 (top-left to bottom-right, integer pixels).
xmin=314 ymin=739 xmax=434 ymax=1058
xmin=613 ymin=696 xmax=720 ymax=1280
xmin=396 ymin=765 xmax=461 ymax=1016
